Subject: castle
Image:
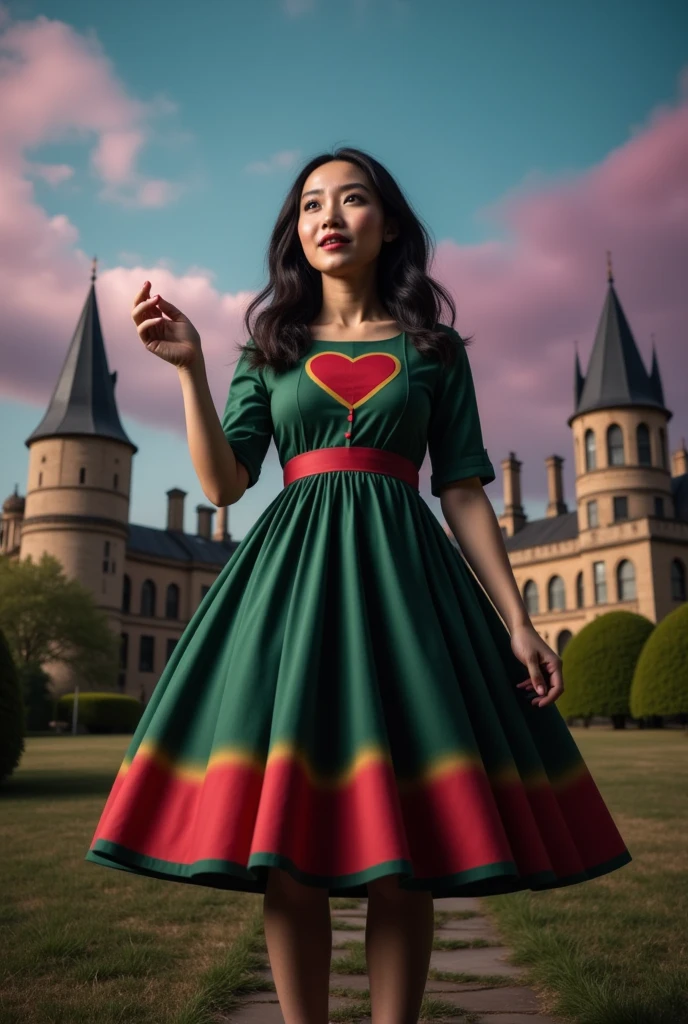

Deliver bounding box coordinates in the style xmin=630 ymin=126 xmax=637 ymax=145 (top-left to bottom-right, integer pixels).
xmin=494 ymin=254 xmax=687 ymax=654
xmin=2 ymin=256 xmax=687 ymax=700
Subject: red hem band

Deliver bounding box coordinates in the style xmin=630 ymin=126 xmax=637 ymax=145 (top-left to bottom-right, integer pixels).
xmin=283 ymin=446 xmax=419 ymax=490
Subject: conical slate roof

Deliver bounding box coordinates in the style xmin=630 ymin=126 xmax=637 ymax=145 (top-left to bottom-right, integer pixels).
xmin=570 ymin=256 xmax=669 ymax=423
xmin=25 ymin=262 xmax=137 ymax=451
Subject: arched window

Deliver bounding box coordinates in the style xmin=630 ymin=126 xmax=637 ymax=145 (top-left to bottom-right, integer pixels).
xmin=576 ymin=571 xmax=584 ymax=608
xmin=141 ymin=579 xmax=156 ymax=617
xmin=523 ymin=580 xmax=539 ymax=616
xmin=593 ymin=561 xmax=607 ymax=604
xmin=607 ymin=424 xmax=625 ymax=466
xmin=659 ymin=427 xmax=667 ymax=469
xmin=165 ymin=583 xmax=179 ymax=619
xmin=122 ymin=574 xmax=131 ymax=613
xmin=548 ymin=575 xmax=566 ymax=611
xmin=557 ymin=629 xmax=573 ymax=655
xmin=617 ymin=559 xmax=636 ymax=601
xmin=636 ymin=423 xmax=651 ymax=466
xmin=671 ymin=559 xmax=686 ymax=601
xmin=584 ymin=429 xmax=596 ymax=471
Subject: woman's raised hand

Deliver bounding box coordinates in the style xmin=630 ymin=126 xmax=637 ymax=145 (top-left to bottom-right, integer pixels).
xmin=132 ymin=281 xmax=202 ymax=370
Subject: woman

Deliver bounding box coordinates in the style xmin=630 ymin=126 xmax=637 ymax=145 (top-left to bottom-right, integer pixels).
xmin=86 ymin=146 xmax=631 ymax=1024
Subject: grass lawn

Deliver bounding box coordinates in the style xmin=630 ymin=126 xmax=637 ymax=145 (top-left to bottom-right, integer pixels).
xmin=2 ymin=728 xmax=686 ymax=1024
xmin=482 ymin=726 xmax=688 ymax=1024
xmin=0 ymin=735 xmax=265 ymax=1024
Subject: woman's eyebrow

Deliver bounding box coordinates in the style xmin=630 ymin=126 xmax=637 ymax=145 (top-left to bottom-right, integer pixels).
xmin=301 ymin=182 xmax=371 ymax=198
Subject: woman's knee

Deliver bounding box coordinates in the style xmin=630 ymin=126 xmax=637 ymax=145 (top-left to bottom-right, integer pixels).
xmin=367 ymin=872 xmax=404 ymax=900
xmin=266 ymin=866 xmax=326 ymax=902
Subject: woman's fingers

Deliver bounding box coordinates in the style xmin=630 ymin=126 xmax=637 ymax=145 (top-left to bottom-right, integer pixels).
xmin=526 ymin=655 xmax=547 ymax=695
xmin=156 ymin=295 xmax=185 ymax=320
xmin=132 ymin=293 xmax=162 ymax=326
xmin=132 ymin=281 xmax=151 ymax=314
xmin=137 ymin=316 xmax=165 ymax=341
xmin=533 ymin=661 xmax=564 ymax=707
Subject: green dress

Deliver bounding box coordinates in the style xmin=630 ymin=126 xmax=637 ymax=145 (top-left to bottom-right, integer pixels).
xmin=85 ymin=325 xmax=632 ymax=896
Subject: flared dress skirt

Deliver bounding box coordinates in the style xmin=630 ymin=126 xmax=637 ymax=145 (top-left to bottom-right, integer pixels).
xmin=85 ymin=329 xmax=632 ymax=896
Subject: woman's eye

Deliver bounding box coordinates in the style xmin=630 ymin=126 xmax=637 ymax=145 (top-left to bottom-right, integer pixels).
xmin=304 ymin=193 xmax=363 ymax=211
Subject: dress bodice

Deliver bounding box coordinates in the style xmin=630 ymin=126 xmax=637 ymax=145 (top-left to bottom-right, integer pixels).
xmin=221 ymin=326 xmax=495 ymax=498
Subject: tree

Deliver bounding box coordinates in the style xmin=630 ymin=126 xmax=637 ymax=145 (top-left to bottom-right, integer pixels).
xmin=558 ymin=610 xmax=655 ymax=727
xmin=0 ymin=552 xmax=120 ymax=692
xmin=0 ymin=627 xmax=25 ymax=784
xmin=630 ymin=603 xmax=688 ymax=721
xmin=18 ymin=661 xmax=55 ymax=731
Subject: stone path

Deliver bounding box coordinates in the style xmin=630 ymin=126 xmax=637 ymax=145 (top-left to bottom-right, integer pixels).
xmin=223 ymin=895 xmax=563 ymax=1023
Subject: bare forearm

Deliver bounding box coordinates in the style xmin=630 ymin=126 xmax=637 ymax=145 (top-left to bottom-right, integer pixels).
xmin=440 ymin=480 xmax=531 ymax=633
xmin=176 ymin=356 xmax=243 ymax=506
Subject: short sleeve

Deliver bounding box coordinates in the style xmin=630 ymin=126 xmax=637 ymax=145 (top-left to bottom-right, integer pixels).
xmin=427 ymin=333 xmax=495 ymax=496
xmin=221 ymin=343 xmax=273 ymax=489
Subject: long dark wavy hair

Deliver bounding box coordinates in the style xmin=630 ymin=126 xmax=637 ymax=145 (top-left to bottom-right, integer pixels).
xmin=238 ymin=146 xmax=473 ymax=373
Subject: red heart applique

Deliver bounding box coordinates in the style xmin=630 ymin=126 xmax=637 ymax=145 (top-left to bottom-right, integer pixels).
xmin=306 ymin=352 xmax=401 ymax=409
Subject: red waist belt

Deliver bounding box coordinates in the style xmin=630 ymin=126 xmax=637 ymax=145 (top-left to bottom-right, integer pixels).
xmin=283 ymin=446 xmax=419 ymax=490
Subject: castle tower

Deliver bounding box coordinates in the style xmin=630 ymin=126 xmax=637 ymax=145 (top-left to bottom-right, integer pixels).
xmin=568 ymin=253 xmax=674 ymax=535
xmin=0 ymin=485 xmax=26 ymax=554
xmin=20 ymin=259 xmax=138 ymax=686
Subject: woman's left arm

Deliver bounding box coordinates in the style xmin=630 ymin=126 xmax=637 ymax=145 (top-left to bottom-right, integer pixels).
xmin=440 ymin=477 xmax=564 ymax=708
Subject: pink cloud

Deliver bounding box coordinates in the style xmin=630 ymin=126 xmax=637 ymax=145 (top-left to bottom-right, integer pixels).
xmin=431 ymin=67 xmax=688 ymax=509
xmin=0 ymin=5 xmax=686 ymax=519
xmin=0 ymin=9 xmax=182 ymax=206
xmin=26 ymin=162 xmax=75 ymax=185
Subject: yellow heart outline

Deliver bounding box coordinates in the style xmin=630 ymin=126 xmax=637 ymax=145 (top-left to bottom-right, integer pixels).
xmin=305 ymin=351 xmax=402 ymax=409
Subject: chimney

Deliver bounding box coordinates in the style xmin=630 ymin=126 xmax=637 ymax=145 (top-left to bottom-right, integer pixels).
xmin=213 ymin=504 xmax=231 ymax=542
xmin=498 ymin=452 xmax=527 ymax=537
xmin=545 ymin=455 xmax=568 ymax=517
xmin=166 ymin=488 xmax=186 ymax=532
xmin=672 ymin=438 xmax=688 ymax=478
xmin=196 ymin=504 xmax=214 ymax=540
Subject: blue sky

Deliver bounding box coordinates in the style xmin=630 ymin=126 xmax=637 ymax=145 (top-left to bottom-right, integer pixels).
xmin=1 ymin=0 xmax=687 ymax=540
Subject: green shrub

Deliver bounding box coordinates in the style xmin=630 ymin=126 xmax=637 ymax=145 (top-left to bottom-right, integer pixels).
xmin=0 ymin=628 xmax=26 ymax=784
xmin=57 ymin=692 xmax=143 ymax=734
xmin=630 ymin=603 xmax=688 ymax=718
xmin=558 ymin=610 xmax=655 ymax=721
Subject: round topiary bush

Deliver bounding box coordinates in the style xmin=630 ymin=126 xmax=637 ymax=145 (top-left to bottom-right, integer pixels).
xmin=558 ymin=610 xmax=655 ymax=724
xmin=0 ymin=627 xmax=26 ymax=785
xmin=57 ymin=692 xmax=143 ymax=734
xmin=630 ymin=603 xmax=688 ymax=718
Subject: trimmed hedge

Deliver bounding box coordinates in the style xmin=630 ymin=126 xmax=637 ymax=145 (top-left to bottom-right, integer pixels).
xmin=0 ymin=628 xmax=25 ymax=785
xmin=558 ymin=610 xmax=655 ymax=720
xmin=57 ymin=692 xmax=143 ymax=734
xmin=630 ymin=603 xmax=688 ymax=718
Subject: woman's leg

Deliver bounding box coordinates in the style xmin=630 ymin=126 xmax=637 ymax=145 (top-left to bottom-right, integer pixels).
xmin=365 ymin=874 xmax=435 ymax=1024
xmin=263 ymin=866 xmax=332 ymax=1024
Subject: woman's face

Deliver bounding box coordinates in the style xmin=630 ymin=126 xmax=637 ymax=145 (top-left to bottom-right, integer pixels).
xmin=297 ymin=160 xmax=396 ymax=276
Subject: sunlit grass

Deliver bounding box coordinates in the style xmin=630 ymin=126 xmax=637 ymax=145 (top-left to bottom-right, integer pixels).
xmin=482 ymin=727 xmax=688 ymax=1024
xmin=0 ymin=735 xmax=260 ymax=1024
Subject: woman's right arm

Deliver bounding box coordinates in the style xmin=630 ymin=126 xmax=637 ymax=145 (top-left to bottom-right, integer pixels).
xmin=131 ymin=281 xmax=249 ymax=507
xmin=177 ymin=355 xmax=249 ymax=507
